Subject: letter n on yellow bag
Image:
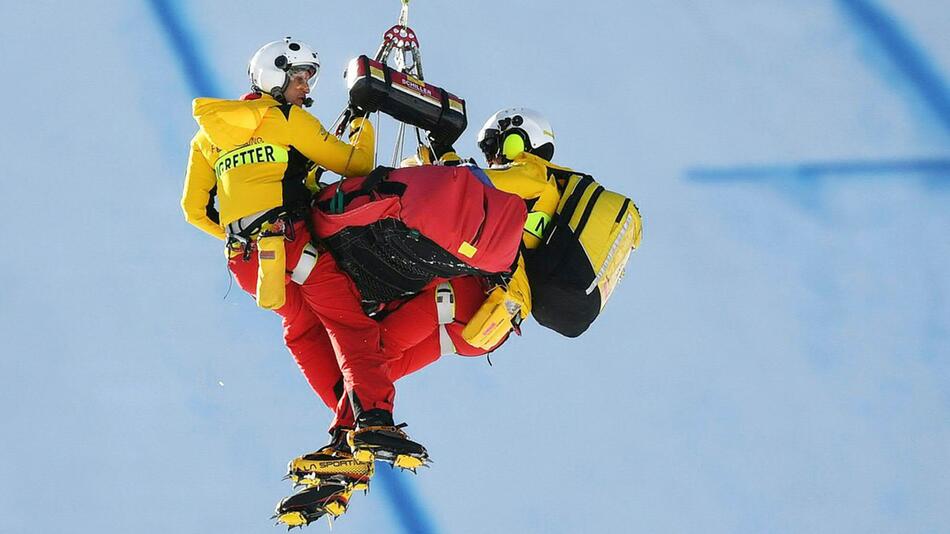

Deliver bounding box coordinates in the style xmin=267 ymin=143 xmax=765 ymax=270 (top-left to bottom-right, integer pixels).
xmin=256 ymin=235 xmax=287 ymax=310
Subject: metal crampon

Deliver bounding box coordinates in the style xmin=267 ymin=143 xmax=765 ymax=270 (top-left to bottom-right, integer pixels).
xmin=347 ymin=424 xmax=431 ymax=471
xmin=274 ymin=482 xmax=352 ymax=529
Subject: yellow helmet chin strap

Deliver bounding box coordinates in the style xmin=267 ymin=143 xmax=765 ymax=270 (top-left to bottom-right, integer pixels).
xmin=502 ymin=133 xmax=526 ymax=160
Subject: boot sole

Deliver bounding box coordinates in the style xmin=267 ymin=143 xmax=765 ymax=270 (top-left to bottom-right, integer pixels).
xmin=275 ymin=499 xmax=347 ymax=528
xmin=352 ymin=448 xmax=427 ymax=469
xmin=275 ymin=491 xmax=350 ymax=527
xmin=291 ymin=473 xmax=371 ymax=492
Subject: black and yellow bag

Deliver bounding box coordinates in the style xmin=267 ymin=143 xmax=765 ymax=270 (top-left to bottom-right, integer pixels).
xmin=525 ymin=170 xmax=642 ymax=337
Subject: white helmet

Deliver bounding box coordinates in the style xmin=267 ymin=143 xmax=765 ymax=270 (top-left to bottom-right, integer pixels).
xmin=476 ymin=108 xmax=555 ymax=163
xmin=248 ymin=37 xmax=320 ymax=102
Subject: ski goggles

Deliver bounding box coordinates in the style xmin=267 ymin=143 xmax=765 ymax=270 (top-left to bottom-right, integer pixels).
xmin=287 ymin=64 xmax=319 ymax=89
xmin=478 ymin=128 xmax=502 ymax=160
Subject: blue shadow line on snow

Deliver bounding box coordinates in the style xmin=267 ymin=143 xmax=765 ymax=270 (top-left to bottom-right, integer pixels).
xmin=144 ymin=1 xmax=440 ymax=533
xmin=145 ymin=0 xmax=223 ymax=98
xmin=374 ymin=467 xmax=439 ymax=534
xmin=686 ymin=158 xmax=950 ymax=182
xmin=836 ymin=0 xmax=950 ymax=135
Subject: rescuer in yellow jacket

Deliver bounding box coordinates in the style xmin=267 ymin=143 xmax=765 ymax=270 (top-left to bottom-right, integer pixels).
xmin=439 ymin=108 xmax=575 ymax=349
xmin=181 ymin=38 xmax=431 ymax=526
xmin=182 ymin=38 xmax=374 ymax=241
xmin=182 ymin=39 xmax=449 ymax=528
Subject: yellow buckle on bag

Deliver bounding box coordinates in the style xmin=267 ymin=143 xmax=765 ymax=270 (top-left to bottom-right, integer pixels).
xmin=458 ymin=241 xmax=477 ymax=258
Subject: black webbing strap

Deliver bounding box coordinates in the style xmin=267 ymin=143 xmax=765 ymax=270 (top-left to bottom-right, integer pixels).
xmin=316 ymin=166 xmax=396 ymax=212
xmin=226 ymin=204 xmax=308 ymax=260
xmin=228 ymin=206 xmax=297 ymax=240
xmin=557 ymin=174 xmax=595 ymax=229
xmin=574 ymin=185 xmax=605 ymax=236
xmin=546 ymin=167 xmax=576 ymax=193
xmin=615 ymin=198 xmax=632 ymax=224
xmin=360 ymin=166 xmax=394 ymax=194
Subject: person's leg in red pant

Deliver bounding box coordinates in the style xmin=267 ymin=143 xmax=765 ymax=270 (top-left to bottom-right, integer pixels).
xmin=232 ymin=232 xmax=500 ymax=474
xmin=227 ymin=231 xmax=373 ymax=488
xmin=227 ymin=226 xmax=346 ymax=423
xmin=384 ymin=276 xmax=506 ymax=380
xmin=296 ymin=252 xmax=429 ymax=467
xmin=282 ymin=274 xmax=502 ymax=431
xmin=288 ymin=274 xmax=513 ymax=486
xmin=280 ymin=284 xmax=342 ymax=411
xmin=297 ymin=254 xmax=394 ymax=415
xmin=229 ymin=228 xmax=431 ymax=446
xmin=227 ymin=225 xmax=377 ymax=432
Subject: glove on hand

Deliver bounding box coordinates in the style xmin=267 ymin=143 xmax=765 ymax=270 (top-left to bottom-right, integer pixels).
xmin=347 ymin=102 xmax=372 ymax=119
xmin=427 ymin=135 xmax=456 ymax=161
xmin=347 ymin=116 xmax=372 ymax=143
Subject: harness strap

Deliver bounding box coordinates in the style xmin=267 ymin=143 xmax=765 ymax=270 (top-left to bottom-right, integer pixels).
xmin=435 ymin=282 xmax=455 ymax=324
xmin=438 ymin=326 xmax=456 ymax=356
xmin=226 ymin=206 xmax=304 ymax=241
xmin=558 ymin=174 xmax=595 ymax=228
xmin=225 ymin=206 xmax=309 ymax=263
xmin=291 ymin=242 xmax=319 ymax=284
xmin=435 ymin=282 xmax=456 ymax=355
xmin=226 ymin=208 xmax=271 ymax=237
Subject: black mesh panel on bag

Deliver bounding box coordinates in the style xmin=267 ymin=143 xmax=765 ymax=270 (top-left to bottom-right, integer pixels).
xmin=325 ymin=218 xmax=485 ymax=310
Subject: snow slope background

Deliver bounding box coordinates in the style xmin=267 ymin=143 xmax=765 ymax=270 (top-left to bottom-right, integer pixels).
xmin=0 ymin=1 xmax=947 ymax=532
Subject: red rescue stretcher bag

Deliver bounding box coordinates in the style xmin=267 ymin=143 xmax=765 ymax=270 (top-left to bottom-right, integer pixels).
xmin=312 ymin=165 xmax=527 ymax=310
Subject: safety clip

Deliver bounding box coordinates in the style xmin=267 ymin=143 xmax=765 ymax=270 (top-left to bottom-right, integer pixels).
xmin=329 ymin=188 xmax=345 ymax=214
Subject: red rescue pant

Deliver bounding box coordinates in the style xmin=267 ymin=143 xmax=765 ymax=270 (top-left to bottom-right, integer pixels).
xmin=229 ymin=222 xmax=393 ymax=427
xmin=228 ymin=222 xmax=499 ymax=430
xmin=277 ymin=275 xmax=495 ymax=429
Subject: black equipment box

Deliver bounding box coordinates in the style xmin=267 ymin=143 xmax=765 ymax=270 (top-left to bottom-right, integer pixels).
xmin=346 ymin=55 xmax=467 ymax=145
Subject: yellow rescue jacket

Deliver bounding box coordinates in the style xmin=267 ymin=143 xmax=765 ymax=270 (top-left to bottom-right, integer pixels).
xmin=182 ymin=94 xmax=375 ymax=240
xmin=482 ymin=152 xmax=574 ymax=250
xmin=454 ymin=151 xmax=585 ymax=348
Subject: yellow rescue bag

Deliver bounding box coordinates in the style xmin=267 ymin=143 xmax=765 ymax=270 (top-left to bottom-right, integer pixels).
xmin=462 ymin=256 xmax=532 ymax=349
xmin=525 ymin=170 xmax=642 ymax=337
xmin=256 ymin=234 xmax=287 ymax=310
